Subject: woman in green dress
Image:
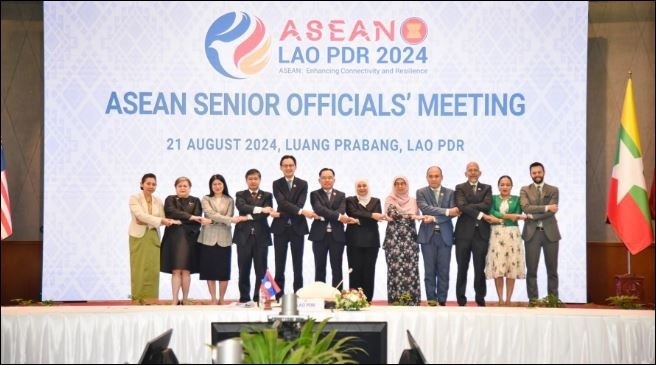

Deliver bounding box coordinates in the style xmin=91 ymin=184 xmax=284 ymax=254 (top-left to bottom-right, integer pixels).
xmin=128 ymin=173 xmax=178 ymax=301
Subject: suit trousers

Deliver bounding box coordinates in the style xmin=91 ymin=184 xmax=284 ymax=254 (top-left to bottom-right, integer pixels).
xmin=346 ymin=245 xmax=379 ymax=302
xmin=237 ymin=235 xmax=268 ymax=303
xmin=273 ymin=227 xmax=305 ymax=298
xmin=525 ymin=230 xmax=559 ymax=299
xmin=421 ymin=232 xmax=452 ymax=303
xmin=312 ymin=234 xmax=345 ymax=289
xmin=455 ymin=229 xmax=489 ymax=305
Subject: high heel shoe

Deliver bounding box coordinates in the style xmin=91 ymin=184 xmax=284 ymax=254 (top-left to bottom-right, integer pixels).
xmin=177 ymin=300 xmax=183 ymax=306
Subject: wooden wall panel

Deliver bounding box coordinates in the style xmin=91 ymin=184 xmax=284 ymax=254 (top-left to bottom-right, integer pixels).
xmin=1 ymin=241 xmax=42 ymax=306
xmin=587 ymin=241 xmax=654 ymax=305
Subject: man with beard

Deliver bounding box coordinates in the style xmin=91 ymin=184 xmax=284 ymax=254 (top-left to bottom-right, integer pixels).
xmin=520 ymin=162 xmax=561 ymax=301
xmin=454 ymin=162 xmax=492 ymax=306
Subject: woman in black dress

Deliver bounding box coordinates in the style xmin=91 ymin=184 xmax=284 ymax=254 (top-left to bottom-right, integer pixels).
xmin=161 ymin=176 xmax=211 ymax=305
xmin=345 ymin=178 xmax=386 ymax=302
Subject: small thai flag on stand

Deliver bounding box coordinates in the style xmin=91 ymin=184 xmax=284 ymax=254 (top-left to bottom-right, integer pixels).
xmin=260 ymin=270 xmax=281 ymax=299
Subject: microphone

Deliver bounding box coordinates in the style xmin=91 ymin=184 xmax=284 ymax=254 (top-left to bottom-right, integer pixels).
xmin=334 ymin=268 xmax=353 ymax=290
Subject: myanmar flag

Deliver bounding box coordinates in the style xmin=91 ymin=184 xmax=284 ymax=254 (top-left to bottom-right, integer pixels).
xmin=606 ymin=77 xmax=653 ymax=255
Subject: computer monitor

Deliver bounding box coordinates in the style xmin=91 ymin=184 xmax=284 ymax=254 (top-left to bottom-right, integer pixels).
xmin=211 ymin=321 xmax=387 ymax=364
xmin=399 ymin=330 xmax=427 ymax=364
xmin=138 ymin=328 xmax=178 ymax=364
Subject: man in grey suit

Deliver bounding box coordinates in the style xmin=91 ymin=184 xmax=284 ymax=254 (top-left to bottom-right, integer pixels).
xmin=416 ymin=166 xmax=460 ymax=306
xmin=520 ymin=162 xmax=561 ymax=300
xmin=454 ymin=162 xmax=492 ymax=306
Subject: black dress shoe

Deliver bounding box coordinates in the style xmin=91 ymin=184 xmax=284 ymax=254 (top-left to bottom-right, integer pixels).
xmin=438 ymin=301 xmax=446 ymax=306
xmin=476 ymin=301 xmax=486 ymax=307
xmin=177 ymin=300 xmax=183 ymax=306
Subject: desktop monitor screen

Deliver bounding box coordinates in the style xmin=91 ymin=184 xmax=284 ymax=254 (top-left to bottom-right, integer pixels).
xmin=404 ymin=330 xmax=427 ymax=364
xmin=138 ymin=328 xmax=177 ymax=364
xmin=211 ymin=321 xmax=387 ymax=364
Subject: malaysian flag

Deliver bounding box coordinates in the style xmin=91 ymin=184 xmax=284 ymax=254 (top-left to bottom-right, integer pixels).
xmin=1 ymin=144 xmax=12 ymax=239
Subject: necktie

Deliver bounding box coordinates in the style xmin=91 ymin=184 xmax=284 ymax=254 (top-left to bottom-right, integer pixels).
xmin=326 ymin=190 xmax=332 ymax=202
xmin=471 ymin=184 xmax=477 ymax=194
xmin=536 ymin=186 xmax=543 ymax=228
xmin=287 ymin=180 xmax=293 ymax=191
xmin=251 ymin=191 xmax=257 ymax=201
xmin=433 ymin=189 xmax=440 ymax=205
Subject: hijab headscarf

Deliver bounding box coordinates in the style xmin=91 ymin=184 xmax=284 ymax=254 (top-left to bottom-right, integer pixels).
xmin=384 ymin=176 xmax=417 ymax=214
xmin=354 ymin=178 xmax=371 ymax=207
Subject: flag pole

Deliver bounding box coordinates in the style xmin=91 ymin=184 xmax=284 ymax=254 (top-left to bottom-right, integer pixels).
xmin=626 ymin=250 xmax=631 ymax=274
xmin=626 ymin=71 xmax=632 ymax=276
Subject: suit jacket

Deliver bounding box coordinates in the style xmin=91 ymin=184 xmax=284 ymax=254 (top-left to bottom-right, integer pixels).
xmin=308 ymin=188 xmax=347 ymax=243
xmin=345 ymin=196 xmax=382 ymax=247
xmin=271 ymin=176 xmax=310 ymax=236
xmin=197 ymin=195 xmax=234 ymax=247
xmin=162 ymin=195 xmax=203 ymax=246
xmin=128 ymin=191 xmax=164 ymax=239
xmin=454 ymin=181 xmax=492 ymax=240
xmin=520 ymin=183 xmax=561 ymax=242
xmin=416 ymin=186 xmax=455 ymax=246
xmin=489 ymin=195 xmax=522 ymax=226
xmin=234 ymin=189 xmax=273 ymax=246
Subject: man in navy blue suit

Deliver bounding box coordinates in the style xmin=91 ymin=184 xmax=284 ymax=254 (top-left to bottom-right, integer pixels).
xmin=416 ymin=166 xmax=460 ymax=306
xmin=234 ymin=168 xmax=279 ymax=304
xmin=271 ymin=155 xmax=317 ymax=300
xmin=308 ymin=168 xmax=356 ymax=290
xmin=454 ymin=162 xmax=492 ymax=306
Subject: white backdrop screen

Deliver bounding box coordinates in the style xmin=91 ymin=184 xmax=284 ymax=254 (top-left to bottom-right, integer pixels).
xmin=43 ymin=1 xmax=588 ymax=302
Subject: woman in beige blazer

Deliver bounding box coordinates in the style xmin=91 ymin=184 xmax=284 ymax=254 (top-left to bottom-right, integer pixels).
xmin=197 ymin=174 xmax=246 ymax=304
xmin=128 ymin=173 xmax=178 ymax=300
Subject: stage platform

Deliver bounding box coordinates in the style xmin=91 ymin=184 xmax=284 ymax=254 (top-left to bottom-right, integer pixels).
xmin=2 ymin=304 xmax=653 ymax=364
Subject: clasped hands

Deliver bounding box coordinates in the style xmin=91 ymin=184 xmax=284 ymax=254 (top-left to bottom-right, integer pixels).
xmin=483 ymin=213 xmax=527 ymax=224
xmin=137 ymin=218 xmax=181 ymax=227
xmin=259 ymin=206 xmax=281 ymax=218
xmin=190 ymin=215 xmax=212 ymax=225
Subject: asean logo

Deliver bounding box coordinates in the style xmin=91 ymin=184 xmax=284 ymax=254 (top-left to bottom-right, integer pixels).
xmin=400 ymin=17 xmax=427 ymax=45
xmin=205 ymin=11 xmax=271 ymax=79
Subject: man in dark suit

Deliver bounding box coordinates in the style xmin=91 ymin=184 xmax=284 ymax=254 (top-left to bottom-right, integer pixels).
xmin=271 ymin=155 xmax=317 ymax=300
xmin=309 ymin=168 xmax=356 ymax=290
xmin=520 ymin=161 xmax=561 ymax=300
xmin=234 ymin=168 xmax=279 ymax=304
xmin=416 ymin=166 xmax=460 ymax=306
xmin=454 ymin=162 xmax=492 ymax=306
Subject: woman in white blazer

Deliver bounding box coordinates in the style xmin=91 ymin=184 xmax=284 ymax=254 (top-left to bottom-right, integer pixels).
xmin=128 ymin=173 xmax=178 ymax=300
xmin=197 ymin=174 xmax=246 ymax=304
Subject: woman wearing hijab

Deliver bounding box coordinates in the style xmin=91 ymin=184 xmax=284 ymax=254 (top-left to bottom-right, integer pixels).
xmin=345 ymin=178 xmax=386 ymax=302
xmin=383 ymin=176 xmax=422 ymax=305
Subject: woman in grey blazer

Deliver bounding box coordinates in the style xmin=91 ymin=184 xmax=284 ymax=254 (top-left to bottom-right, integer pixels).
xmin=197 ymin=174 xmax=245 ymax=304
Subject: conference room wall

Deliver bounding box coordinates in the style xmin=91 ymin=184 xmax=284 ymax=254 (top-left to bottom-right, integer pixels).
xmin=1 ymin=2 xmax=653 ymax=305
